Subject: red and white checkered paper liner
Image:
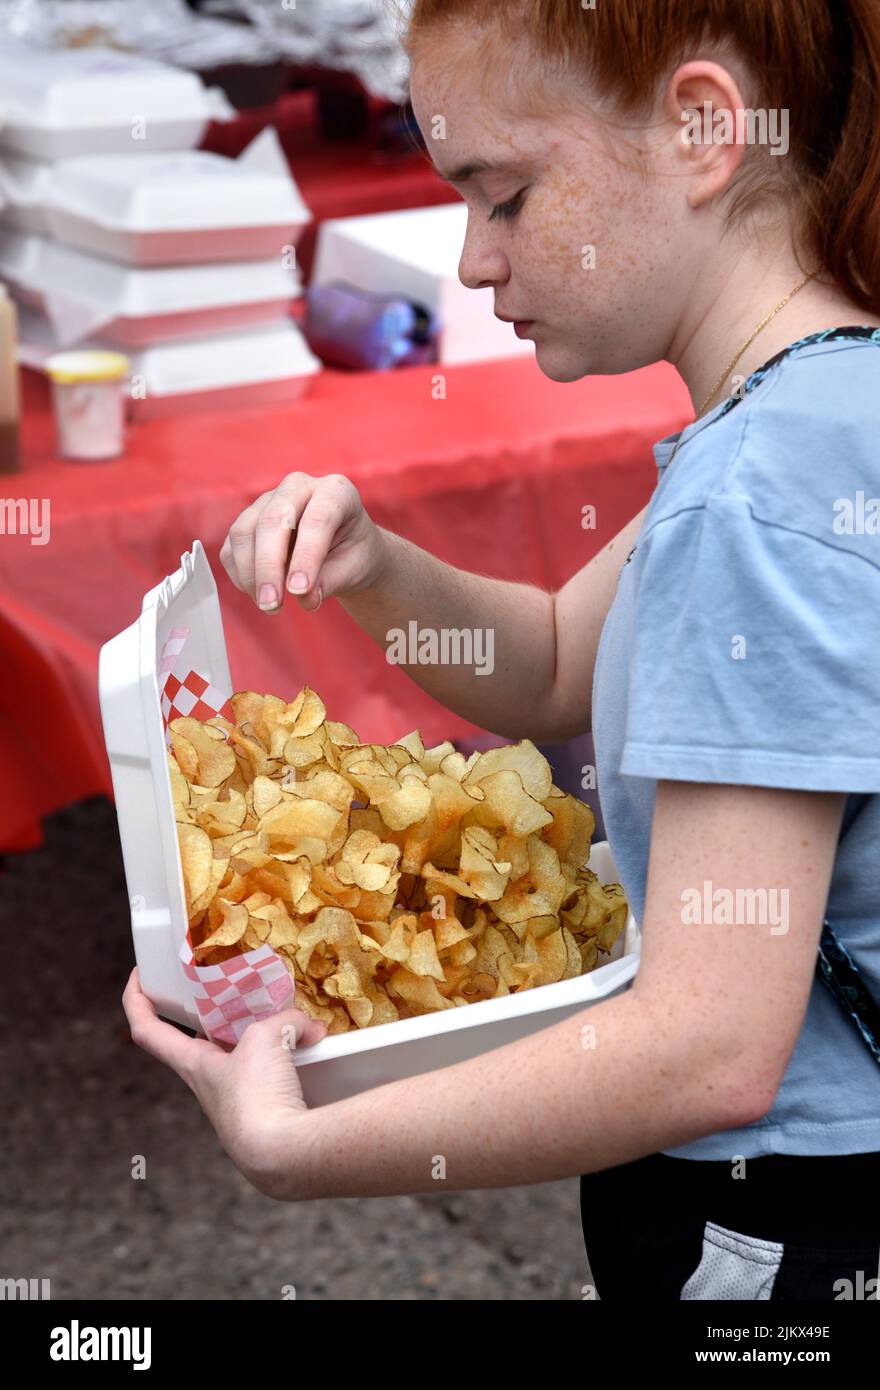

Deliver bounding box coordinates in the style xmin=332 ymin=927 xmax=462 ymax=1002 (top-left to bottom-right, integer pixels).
xmin=159 ymin=627 xmax=295 ymax=1045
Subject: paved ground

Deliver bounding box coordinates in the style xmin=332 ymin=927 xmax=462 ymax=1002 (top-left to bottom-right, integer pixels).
xmin=1 ymin=796 xmax=595 ymax=1301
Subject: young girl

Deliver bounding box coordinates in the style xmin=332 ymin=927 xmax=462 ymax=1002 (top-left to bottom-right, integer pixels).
xmin=125 ymin=0 xmax=880 ymax=1300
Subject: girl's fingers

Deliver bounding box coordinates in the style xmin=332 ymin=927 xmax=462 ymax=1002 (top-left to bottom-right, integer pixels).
xmin=285 ymin=476 xmax=359 ymax=600
xmin=224 ymin=491 xmax=275 ymax=602
xmin=218 ymin=533 xmax=244 ymax=592
xmin=290 ymin=547 xmax=354 ymax=612
xmin=297 ymin=1015 xmax=330 ymax=1048
xmin=252 ymin=478 xmax=314 ymax=612
xmin=122 ymin=967 xmax=221 ymax=1088
xmin=221 ymin=475 xmax=364 ymax=613
xmin=237 ymin=1007 xmax=328 ymax=1056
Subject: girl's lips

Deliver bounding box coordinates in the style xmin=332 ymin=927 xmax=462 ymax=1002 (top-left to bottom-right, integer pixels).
xmin=514 ymin=321 xmax=535 ymax=338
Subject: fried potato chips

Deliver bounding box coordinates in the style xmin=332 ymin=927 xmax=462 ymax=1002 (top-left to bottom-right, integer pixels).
xmin=170 ymin=687 xmax=628 ymax=1034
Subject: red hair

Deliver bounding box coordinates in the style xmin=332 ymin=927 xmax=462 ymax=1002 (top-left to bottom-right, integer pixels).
xmin=400 ymin=0 xmax=880 ymax=314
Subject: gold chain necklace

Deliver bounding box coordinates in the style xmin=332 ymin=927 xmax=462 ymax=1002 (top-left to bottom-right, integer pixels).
xmin=664 ymin=268 xmax=823 ymax=469
xmin=697 ymin=266 xmax=823 ymax=414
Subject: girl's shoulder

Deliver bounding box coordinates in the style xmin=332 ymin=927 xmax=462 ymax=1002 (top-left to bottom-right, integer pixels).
xmin=649 ymin=328 xmax=880 ymax=562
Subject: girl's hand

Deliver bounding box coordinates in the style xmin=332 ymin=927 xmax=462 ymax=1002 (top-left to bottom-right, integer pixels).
xmin=122 ymin=967 xmax=327 ymax=1198
xmin=220 ymin=472 xmax=387 ymax=615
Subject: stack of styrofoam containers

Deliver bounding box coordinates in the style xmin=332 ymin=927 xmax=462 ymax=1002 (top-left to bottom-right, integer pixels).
xmin=0 ymin=43 xmax=321 ymax=414
xmin=312 ymin=203 xmax=537 ymax=366
xmin=99 ymin=540 xmax=642 ymax=1105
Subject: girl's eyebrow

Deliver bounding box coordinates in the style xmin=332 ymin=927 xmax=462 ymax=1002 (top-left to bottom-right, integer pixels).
xmin=436 ymin=159 xmax=518 ymax=184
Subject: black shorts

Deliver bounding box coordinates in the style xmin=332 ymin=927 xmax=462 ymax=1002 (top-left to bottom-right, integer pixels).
xmin=580 ymin=1150 xmax=880 ymax=1301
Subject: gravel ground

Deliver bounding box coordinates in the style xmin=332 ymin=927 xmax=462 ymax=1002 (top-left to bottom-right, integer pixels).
xmin=1 ymin=796 xmax=595 ymax=1301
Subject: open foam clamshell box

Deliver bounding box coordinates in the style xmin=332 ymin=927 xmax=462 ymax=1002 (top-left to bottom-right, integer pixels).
xmin=0 ymin=43 xmax=233 ymax=160
xmin=99 ymin=542 xmax=642 ymax=1107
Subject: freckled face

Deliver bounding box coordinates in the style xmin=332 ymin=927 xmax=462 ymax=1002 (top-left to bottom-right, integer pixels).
xmin=409 ymin=20 xmax=691 ymax=382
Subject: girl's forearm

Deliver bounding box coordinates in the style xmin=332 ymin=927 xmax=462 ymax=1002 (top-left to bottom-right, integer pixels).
xmin=281 ymin=992 xmax=756 ymax=1202
xmin=337 ymin=527 xmax=560 ymax=741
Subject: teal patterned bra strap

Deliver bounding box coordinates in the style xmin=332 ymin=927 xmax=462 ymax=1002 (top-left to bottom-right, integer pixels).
xmin=716 ymin=325 xmax=880 ymax=422
xmin=817 ymin=921 xmax=880 ymax=1067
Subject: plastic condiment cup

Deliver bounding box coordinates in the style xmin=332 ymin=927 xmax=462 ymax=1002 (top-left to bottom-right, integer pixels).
xmin=45 ymin=350 xmax=130 ymax=461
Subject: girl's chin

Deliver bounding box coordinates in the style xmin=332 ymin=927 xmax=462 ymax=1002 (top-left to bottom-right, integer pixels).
xmin=533 ymin=341 xmax=592 ymax=383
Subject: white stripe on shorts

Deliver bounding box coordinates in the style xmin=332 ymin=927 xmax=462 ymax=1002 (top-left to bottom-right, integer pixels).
xmin=681 ymin=1221 xmax=784 ymax=1300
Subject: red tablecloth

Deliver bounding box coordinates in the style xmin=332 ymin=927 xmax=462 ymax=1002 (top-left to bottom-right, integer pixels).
xmin=1 ymin=358 xmax=691 ymax=852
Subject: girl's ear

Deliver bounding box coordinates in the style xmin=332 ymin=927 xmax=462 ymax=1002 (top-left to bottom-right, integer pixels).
xmin=666 ymin=60 xmax=750 ymax=210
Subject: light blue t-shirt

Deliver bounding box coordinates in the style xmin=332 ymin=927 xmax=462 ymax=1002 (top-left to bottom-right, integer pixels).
xmin=592 ymin=329 xmax=880 ymax=1160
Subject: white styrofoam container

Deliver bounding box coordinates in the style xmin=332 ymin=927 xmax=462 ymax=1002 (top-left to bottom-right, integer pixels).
xmin=100 ymin=542 xmax=229 ymax=1040
xmin=312 ymin=203 xmax=535 ymax=367
xmin=127 ymin=321 xmax=322 ymax=417
xmin=43 ymin=149 xmax=310 ymax=266
xmin=0 ymin=44 xmax=233 ymax=160
xmin=0 ymin=129 xmax=309 ymax=257
xmin=0 ymin=231 xmax=301 ymax=347
xmin=17 ymin=307 xmax=322 ymax=417
xmin=0 ymin=154 xmax=53 ymax=234
xmin=99 ymin=542 xmax=642 ymax=1106
xmin=125 ymin=321 xmax=323 ymax=418
xmin=0 ymin=148 xmax=311 ymax=264
xmin=0 ymin=228 xmax=43 ymax=295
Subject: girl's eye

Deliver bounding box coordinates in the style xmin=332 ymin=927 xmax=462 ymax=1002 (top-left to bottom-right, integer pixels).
xmin=489 ymin=190 xmax=526 ymax=223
